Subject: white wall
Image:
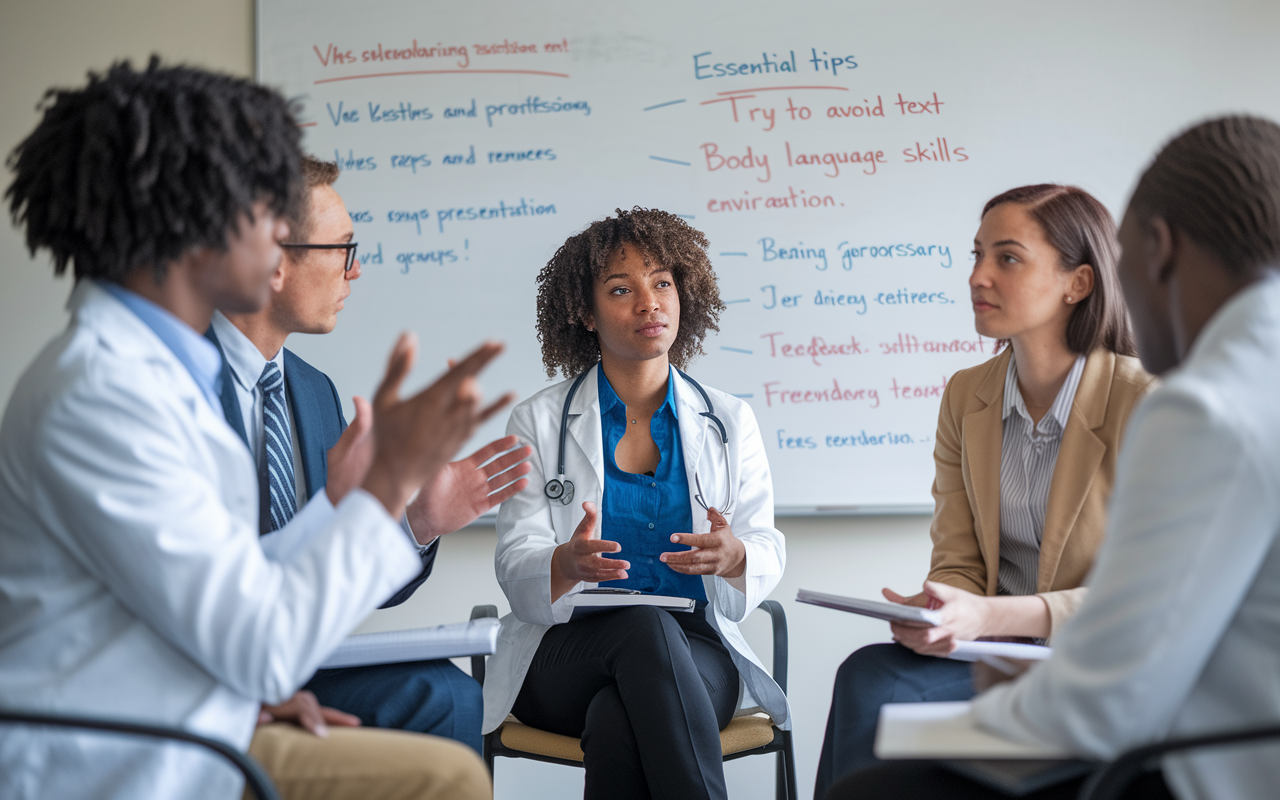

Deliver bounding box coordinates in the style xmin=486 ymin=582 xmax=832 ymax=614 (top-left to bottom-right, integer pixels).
xmin=0 ymin=4 xmax=935 ymax=799
xmin=0 ymin=0 xmax=255 ymax=408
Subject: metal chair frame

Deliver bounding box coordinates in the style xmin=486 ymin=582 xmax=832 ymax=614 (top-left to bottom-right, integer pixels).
xmin=0 ymin=709 xmax=280 ymax=800
xmin=1077 ymin=724 xmax=1280 ymax=800
xmin=470 ymin=600 xmax=799 ymax=800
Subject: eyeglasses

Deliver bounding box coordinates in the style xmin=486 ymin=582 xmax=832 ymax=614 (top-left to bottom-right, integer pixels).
xmin=279 ymin=242 xmax=359 ymax=272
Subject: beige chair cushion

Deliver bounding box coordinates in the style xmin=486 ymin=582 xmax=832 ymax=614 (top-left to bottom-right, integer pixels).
xmin=719 ymin=713 xmax=778 ymax=755
xmin=498 ymin=717 xmax=584 ymax=762
xmin=496 ymin=712 xmax=778 ymax=762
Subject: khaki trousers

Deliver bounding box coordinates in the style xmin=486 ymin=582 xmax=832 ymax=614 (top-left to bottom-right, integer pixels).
xmin=246 ymin=723 xmax=490 ymax=800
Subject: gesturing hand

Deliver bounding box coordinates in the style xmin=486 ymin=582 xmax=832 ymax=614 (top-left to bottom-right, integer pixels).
xmin=549 ymin=502 xmax=630 ymax=602
xmin=661 ymin=508 xmax=746 ymax=579
xmin=885 ymin=581 xmax=990 ymax=657
xmin=406 ymin=435 xmax=533 ymax=543
xmin=257 ymin=690 xmax=360 ymax=738
xmin=325 ymin=396 xmax=374 ymax=506
xmin=361 ymin=335 xmax=514 ymax=520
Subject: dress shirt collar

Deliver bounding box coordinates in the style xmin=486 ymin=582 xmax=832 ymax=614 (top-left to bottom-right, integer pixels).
xmin=210 ymin=311 xmax=283 ymax=393
xmin=98 ymin=281 xmax=222 ymax=409
xmin=1002 ymin=351 xmax=1086 ymax=433
xmin=597 ymin=363 xmax=679 ymax=420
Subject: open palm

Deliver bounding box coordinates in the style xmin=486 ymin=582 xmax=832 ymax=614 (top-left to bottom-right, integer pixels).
xmin=405 ymin=435 xmax=532 ymax=542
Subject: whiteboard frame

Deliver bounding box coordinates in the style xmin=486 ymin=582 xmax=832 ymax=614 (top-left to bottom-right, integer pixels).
xmin=250 ymin=0 xmax=955 ymax=518
xmin=459 ymin=503 xmax=932 ymax=530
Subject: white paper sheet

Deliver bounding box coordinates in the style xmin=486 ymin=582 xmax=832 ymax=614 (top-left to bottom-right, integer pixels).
xmin=569 ymin=591 xmax=696 ymax=611
xmin=875 ymin=702 xmax=1070 ymax=759
xmin=947 ymin=640 xmax=1053 ymax=663
xmin=796 ymin=589 xmax=943 ymax=625
xmin=318 ymin=618 xmax=500 ymax=670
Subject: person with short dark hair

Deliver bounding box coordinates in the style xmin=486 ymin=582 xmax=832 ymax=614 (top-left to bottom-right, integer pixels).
xmin=484 ymin=208 xmax=789 ymax=800
xmin=206 ymin=154 xmax=531 ymax=756
xmin=827 ymin=115 xmax=1280 ymax=800
xmin=814 ymin=184 xmax=1155 ymax=797
xmin=0 ymin=60 xmax=499 ymax=799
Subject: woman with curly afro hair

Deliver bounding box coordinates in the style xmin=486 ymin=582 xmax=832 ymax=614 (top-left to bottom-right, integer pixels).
xmin=482 ymin=207 xmax=789 ymax=800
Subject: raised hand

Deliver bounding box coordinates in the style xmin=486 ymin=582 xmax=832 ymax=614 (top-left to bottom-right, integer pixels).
xmin=549 ymin=502 xmax=630 ymax=602
xmin=361 ymin=334 xmax=514 ymax=520
xmin=325 ymin=396 xmax=374 ymax=505
xmin=406 ymin=435 xmax=533 ymax=543
xmin=661 ymin=507 xmax=746 ymax=578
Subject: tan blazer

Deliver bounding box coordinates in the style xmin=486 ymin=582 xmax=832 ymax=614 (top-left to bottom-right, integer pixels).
xmin=927 ymin=347 xmax=1156 ymax=635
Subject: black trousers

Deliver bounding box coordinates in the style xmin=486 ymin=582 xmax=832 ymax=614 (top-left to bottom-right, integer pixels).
xmin=824 ymin=762 xmax=1175 ymax=800
xmin=814 ymin=643 xmax=975 ymax=798
xmin=512 ymin=605 xmax=740 ymax=800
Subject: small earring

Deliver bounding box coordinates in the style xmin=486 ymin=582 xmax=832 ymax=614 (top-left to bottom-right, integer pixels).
xmin=1066 ymin=296 xmax=1073 ymax=303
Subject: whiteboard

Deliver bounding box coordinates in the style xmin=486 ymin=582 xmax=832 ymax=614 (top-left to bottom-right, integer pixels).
xmin=257 ymin=0 xmax=1280 ymax=512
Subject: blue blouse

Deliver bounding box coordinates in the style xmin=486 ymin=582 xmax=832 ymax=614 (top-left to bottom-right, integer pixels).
xmin=598 ymin=366 xmax=706 ymax=602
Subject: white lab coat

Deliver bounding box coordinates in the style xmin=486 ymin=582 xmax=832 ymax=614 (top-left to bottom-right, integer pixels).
xmin=482 ymin=364 xmax=789 ymax=734
xmin=0 ymin=280 xmax=421 ymax=799
xmin=972 ymin=273 xmax=1280 ymax=800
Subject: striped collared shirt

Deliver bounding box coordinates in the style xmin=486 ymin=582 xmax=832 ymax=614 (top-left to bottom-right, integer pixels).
xmin=996 ymin=353 xmax=1087 ymax=597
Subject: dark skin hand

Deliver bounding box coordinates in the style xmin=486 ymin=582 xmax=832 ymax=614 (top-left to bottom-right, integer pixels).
xmin=550 ymin=502 xmax=631 ymax=602
xmin=661 ymin=508 xmax=746 ymax=578
xmin=360 ymin=336 xmax=515 ymax=520
xmin=325 ymin=396 xmax=374 ymax=505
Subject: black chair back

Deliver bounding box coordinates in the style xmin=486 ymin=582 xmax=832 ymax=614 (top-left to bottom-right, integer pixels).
xmin=0 ymin=709 xmax=280 ymax=800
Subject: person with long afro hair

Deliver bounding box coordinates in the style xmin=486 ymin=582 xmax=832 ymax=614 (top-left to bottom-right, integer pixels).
xmin=483 ymin=207 xmax=790 ymax=800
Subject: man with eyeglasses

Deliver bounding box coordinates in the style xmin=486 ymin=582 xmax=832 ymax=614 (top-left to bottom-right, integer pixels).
xmin=207 ymin=155 xmax=532 ymax=757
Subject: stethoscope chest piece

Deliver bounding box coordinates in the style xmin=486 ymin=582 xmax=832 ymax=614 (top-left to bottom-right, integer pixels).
xmin=544 ymin=370 xmax=592 ymax=508
xmin=544 ymin=366 xmax=732 ymax=514
xmin=545 ymin=477 xmax=575 ymax=505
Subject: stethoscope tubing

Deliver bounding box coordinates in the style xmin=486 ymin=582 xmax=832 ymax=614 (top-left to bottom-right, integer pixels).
xmin=543 ymin=367 xmax=732 ymax=513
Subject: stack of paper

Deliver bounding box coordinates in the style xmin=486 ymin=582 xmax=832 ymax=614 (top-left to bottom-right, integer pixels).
xmin=876 ymin=702 xmax=1096 ymax=794
xmin=318 ymin=618 xmax=501 ymax=670
xmin=795 ymin=589 xmax=942 ymax=625
xmin=568 ymin=590 xmax=695 ymax=620
xmin=796 ymin=589 xmax=1053 ymax=665
xmin=875 ymin=701 xmax=1069 ymax=760
xmin=948 ymin=640 xmax=1052 ymax=663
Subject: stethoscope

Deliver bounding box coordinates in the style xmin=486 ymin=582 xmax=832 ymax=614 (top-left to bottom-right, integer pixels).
xmin=544 ymin=367 xmax=733 ymax=514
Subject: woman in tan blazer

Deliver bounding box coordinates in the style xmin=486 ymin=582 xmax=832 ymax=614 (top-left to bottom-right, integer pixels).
xmin=815 ymin=184 xmax=1156 ymax=798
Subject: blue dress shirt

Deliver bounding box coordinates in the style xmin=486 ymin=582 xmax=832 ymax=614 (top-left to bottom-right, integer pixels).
xmin=99 ymin=281 xmax=222 ymax=409
xmin=598 ymin=366 xmax=706 ymax=602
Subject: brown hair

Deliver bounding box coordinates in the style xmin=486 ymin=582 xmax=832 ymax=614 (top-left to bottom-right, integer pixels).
xmin=535 ymin=207 xmax=725 ymax=379
xmin=982 ymin=184 xmax=1136 ymax=356
xmin=1130 ymin=115 xmax=1280 ymax=276
xmin=284 ymin=155 xmax=340 ymax=243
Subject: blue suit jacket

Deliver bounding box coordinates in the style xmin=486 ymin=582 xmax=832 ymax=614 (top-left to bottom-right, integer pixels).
xmin=206 ymin=327 xmax=434 ymax=607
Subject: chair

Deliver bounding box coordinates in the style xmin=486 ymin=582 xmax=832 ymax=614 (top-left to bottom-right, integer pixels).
xmin=470 ymin=600 xmax=800 ymax=800
xmin=0 ymin=709 xmax=280 ymax=800
xmin=1077 ymin=724 xmax=1280 ymax=800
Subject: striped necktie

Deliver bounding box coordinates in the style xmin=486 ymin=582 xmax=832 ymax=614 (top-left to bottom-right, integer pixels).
xmin=258 ymin=361 xmax=297 ymax=533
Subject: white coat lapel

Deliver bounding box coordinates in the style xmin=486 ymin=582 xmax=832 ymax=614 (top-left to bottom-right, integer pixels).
xmin=674 ymin=370 xmax=713 ymax=533
xmin=564 ymin=364 xmax=605 ymax=506
xmin=76 ymin=281 xmax=258 ymax=518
